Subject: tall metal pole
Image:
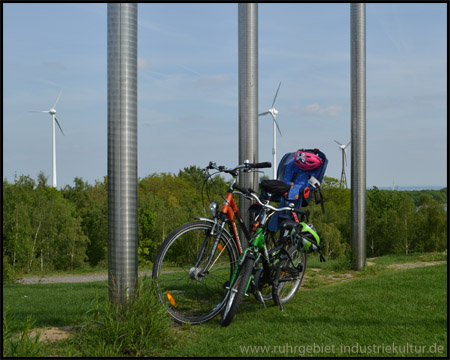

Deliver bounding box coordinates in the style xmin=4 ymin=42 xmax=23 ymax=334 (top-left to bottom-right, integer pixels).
xmin=273 ymin=121 xmax=277 ymax=179
xmin=52 ymin=115 xmax=57 ymax=187
xmin=350 ymin=3 xmax=366 ymax=271
xmin=238 ymin=3 xmax=259 ymax=248
xmin=107 ymin=3 xmax=138 ymax=304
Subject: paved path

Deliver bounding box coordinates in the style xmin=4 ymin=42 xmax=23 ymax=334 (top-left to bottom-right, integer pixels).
xmin=15 ymin=261 xmax=446 ymax=285
xmin=15 ymin=271 xmax=153 ymax=284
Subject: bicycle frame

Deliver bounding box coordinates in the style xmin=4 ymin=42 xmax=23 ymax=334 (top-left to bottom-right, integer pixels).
xmin=226 ymin=196 xmax=307 ymax=309
xmin=220 ymin=189 xmax=251 ymax=254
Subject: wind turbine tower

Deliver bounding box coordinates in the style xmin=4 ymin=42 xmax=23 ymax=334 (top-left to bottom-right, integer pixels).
xmin=30 ymin=91 xmax=64 ymax=188
xmin=335 ymin=140 xmax=350 ymax=189
xmin=259 ymin=82 xmax=282 ymax=179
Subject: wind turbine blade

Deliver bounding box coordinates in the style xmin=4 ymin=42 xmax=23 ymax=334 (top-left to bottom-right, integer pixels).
xmin=344 ymin=149 xmax=347 ymax=167
xmin=52 ymin=90 xmax=63 ymax=109
xmin=273 ymin=116 xmax=282 ymax=136
xmin=29 ymin=110 xmax=50 ymax=113
xmin=334 ymin=140 xmax=343 ymax=146
xmin=346 ymin=140 xmax=351 ymax=148
xmin=271 ymin=81 xmax=282 ymax=108
xmin=55 ymin=117 xmax=64 ymax=136
xmin=259 ymin=111 xmax=269 ymax=116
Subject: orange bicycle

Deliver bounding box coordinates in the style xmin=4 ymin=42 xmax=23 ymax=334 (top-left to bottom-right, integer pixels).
xmin=152 ymin=160 xmax=271 ymax=324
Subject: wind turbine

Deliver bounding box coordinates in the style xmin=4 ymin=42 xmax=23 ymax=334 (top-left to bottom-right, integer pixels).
xmin=259 ymin=82 xmax=282 ymax=179
xmin=334 ymin=140 xmax=350 ymax=189
xmin=30 ymin=90 xmax=64 ymax=188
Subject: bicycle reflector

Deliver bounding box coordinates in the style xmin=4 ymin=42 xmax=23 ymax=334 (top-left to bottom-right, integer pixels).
xmin=166 ymin=291 xmax=177 ymax=308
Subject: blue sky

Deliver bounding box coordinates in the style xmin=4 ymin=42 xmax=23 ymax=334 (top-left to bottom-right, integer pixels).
xmin=3 ymin=3 xmax=447 ymax=188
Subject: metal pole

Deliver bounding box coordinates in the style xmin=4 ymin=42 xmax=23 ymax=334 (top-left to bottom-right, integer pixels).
xmin=350 ymin=3 xmax=366 ymax=271
xmin=107 ymin=3 xmax=138 ymax=304
xmin=52 ymin=115 xmax=56 ymax=187
xmin=238 ymin=3 xmax=259 ymax=248
xmin=273 ymin=121 xmax=276 ymax=179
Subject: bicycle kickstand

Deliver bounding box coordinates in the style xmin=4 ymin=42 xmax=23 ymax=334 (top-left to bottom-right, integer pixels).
xmin=272 ymin=282 xmax=284 ymax=311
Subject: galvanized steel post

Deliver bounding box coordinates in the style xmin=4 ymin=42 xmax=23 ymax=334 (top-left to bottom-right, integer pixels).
xmin=238 ymin=3 xmax=259 ymax=248
xmin=350 ymin=3 xmax=366 ymax=271
xmin=107 ymin=3 xmax=138 ymax=303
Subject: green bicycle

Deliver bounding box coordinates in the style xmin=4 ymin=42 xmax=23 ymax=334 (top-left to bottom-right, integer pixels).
xmin=220 ymin=180 xmax=320 ymax=326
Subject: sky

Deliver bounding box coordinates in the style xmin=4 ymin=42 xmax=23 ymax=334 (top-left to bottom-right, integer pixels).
xmin=3 ymin=3 xmax=447 ymax=189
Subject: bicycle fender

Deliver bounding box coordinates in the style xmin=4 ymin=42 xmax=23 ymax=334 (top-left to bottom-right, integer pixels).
xmin=193 ymin=217 xmax=236 ymax=251
xmin=193 ymin=217 xmax=217 ymax=224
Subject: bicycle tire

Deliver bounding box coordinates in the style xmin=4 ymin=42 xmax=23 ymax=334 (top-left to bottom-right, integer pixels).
xmin=220 ymin=256 xmax=255 ymax=327
xmin=152 ymin=220 xmax=239 ymax=324
xmin=274 ymin=246 xmax=307 ymax=304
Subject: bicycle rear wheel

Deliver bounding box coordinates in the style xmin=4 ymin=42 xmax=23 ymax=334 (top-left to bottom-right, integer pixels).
xmin=152 ymin=220 xmax=239 ymax=324
xmin=274 ymin=246 xmax=307 ymax=304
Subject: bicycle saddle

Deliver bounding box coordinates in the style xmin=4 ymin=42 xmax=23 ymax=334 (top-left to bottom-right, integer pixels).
xmin=260 ymin=179 xmax=290 ymax=197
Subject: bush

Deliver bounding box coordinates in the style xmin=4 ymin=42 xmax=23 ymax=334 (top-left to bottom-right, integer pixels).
xmin=2 ymin=257 xmax=19 ymax=285
xmin=70 ymin=277 xmax=176 ymax=357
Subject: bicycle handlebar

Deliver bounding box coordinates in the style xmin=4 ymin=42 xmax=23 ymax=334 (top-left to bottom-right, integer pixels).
xmin=206 ymin=161 xmax=272 ymax=175
xmin=250 ymin=161 xmax=272 ymax=169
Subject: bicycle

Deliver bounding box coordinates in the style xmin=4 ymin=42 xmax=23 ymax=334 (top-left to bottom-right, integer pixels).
xmin=152 ymin=160 xmax=272 ymax=324
xmin=220 ymin=181 xmax=314 ymax=326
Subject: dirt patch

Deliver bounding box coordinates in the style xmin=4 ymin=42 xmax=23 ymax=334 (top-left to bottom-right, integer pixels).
xmin=302 ymin=260 xmax=446 ymax=290
xmin=387 ymin=261 xmax=446 ymax=270
xmin=28 ymin=326 xmax=76 ymax=342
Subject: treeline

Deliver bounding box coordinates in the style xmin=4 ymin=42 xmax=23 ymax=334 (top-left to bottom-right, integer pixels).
xmin=311 ymin=178 xmax=447 ymax=258
xmin=2 ymin=169 xmax=447 ymax=278
xmin=402 ymin=188 xmax=447 ymax=206
xmin=2 ymin=167 xmax=228 ymax=277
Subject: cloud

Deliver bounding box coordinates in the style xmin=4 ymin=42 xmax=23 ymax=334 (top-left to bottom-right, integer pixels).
xmin=296 ymin=103 xmax=343 ymax=116
xmin=138 ymin=57 xmax=149 ymax=69
xmin=195 ymin=74 xmax=234 ymax=87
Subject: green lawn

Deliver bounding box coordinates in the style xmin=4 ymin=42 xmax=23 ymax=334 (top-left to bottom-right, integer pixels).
xmin=161 ymin=264 xmax=447 ymax=357
xmin=3 ymin=281 xmax=108 ymax=331
xmin=2 ymin=255 xmax=447 ymax=357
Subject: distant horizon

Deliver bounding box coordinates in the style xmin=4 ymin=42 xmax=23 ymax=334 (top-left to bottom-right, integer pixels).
xmin=2 ymin=170 xmax=446 ymax=192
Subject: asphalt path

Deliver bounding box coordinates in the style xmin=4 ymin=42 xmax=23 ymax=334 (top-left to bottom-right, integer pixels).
xmin=15 ymin=261 xmax=446 ymax=284
xmin=15 ymin=270 xmax=153 ymax=284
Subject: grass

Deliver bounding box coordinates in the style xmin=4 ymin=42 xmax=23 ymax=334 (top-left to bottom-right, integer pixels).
xmin=3 ymin=277 xmax=176 ymax=357
xmin=2 ymin=281 xmax=108 ymax=331
xmin=2 ymin=253 xmax=447 ymax=357
xmin=160 ymin=264 xmax=447 ymax=357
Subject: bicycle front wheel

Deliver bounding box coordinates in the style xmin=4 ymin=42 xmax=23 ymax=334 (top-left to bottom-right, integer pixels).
xmin=152 ymin=220 xmax=239 ymax=324
xmin=220 ymin=256 xmax=255 ymax=327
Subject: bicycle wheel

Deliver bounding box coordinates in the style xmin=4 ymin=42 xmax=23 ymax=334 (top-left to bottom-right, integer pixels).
xmin=152 ymin=220 xmax=239 ymax=324
xmin=220 ymin=256 xmax=255 ymax=327
xmin=273 ymin=246 xmax=307 ymax=304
